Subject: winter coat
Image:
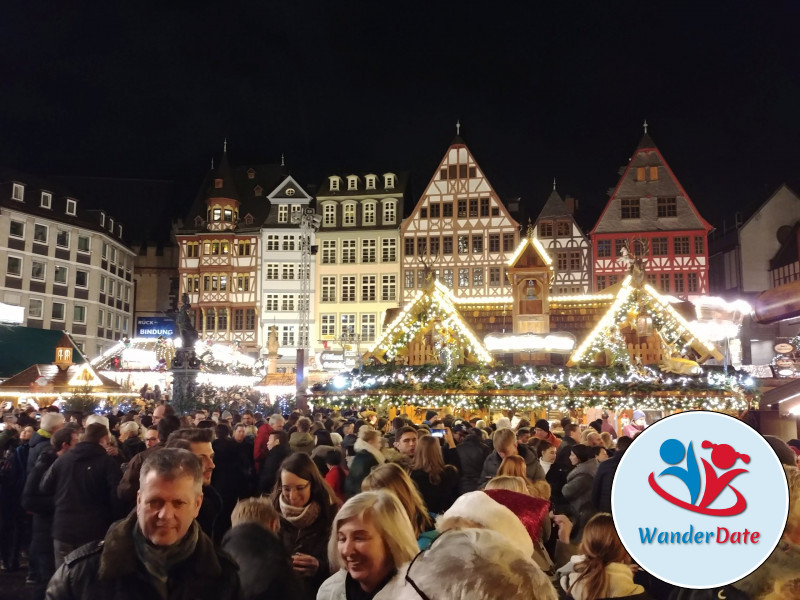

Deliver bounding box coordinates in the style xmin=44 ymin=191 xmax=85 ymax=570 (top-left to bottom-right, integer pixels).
xmin=40 ymin=441 xmax=124 ymax=546
xmin=480 ymin=443 xmax=545 ymax=487
xmin=221 ymin=523 xmax=305 ymax=600
xmin=44 ymin=510 xmax=239 ymax=600
xmin=253 ymin=422 xmax=274 ymax=468
xmin=27 ymin=430 xmax=52 ymax=473
xmin=317 ymin=568 xmax=407 ymax=600
xmin=197 ymin=484 xmax=224 ymax=545
xmin=22 ymin=446 xmax=58 ymax=535
xmin=117 ymin=443 xmax=163 ymax=512
xmin=212 ymin=438 xmax=254 ymax=535
xmin=121 ymin=437 xmax=146 ymax=461
xmin=410 ymin=466 xmax=460 ymax=515
xmin=290 ymin=432 xmax=315 ymax=455
xmin=325 ymin=465 xmax=347 ymax=502
xmin=257 ymin=444 xmax=290 ymax=494
xmin=277 ymin=502 xmax=336 ymax=599
xmin=455 ymin=434 xmax=491 ymax=494
xmin=558 ymin=555 xmax=648 ymax=600
xmin=562 ymin=459 xmax=598 ymax=541
xmin=592 ymin=450 xmax=625 ymax=513
xmin=344 ymin=439 xmax=385 ymax=498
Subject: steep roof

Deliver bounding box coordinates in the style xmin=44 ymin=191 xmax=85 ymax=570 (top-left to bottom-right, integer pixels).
xmin=0 ymin=325 xmax=85 ymax=379
xmin=0 ymin=362 xmax=121 ymax=395
xmin=536 ymin=188 xmax=573 ymax=220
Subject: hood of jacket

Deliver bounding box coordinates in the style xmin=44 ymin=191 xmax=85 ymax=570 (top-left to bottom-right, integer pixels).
xmin=567 ymin=458 xmax=598 ymax=480
xmin=354 ymin=438 xmax=386 ymax=464
xmin=70 ymin=441 xmax=110 ymax=462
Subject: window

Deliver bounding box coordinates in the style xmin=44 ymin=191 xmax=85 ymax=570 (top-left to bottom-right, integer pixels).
xmin=246 ymin=309 xmax=257 ymax=330
xmin=322 ymin=240 xmax=337 ymax=264
xmin=9 ymin=221 xmax=23 ymax=238
xmin=609 ymin=274 xmax=618 ymax=286
xmin=429 ymin=237 xmax=440 ymax=257
xmin=688 ymin=272 xmax=699 ymax=293
xmin=206 ymin=310 xmax=216 ymax=330
xmin=660 ymin=273 xmax=670 ymax=292
xmin=362 ymin=239 xmax=376 ymax=263
xmin=366 ymin=175 xmax=376 ymax=189
xmin=265 ymin=264 xmax=279 ymax=279
xmin=76 ymin=270 xmax=88 ymax=287
xmin=384 ymin=174 xmax=395 ymax=188
xmin=443 ymin=202 xmax=453 ymax=218
xmin=473 ymin=268 xmax=484 ymax=286
xmin=430 ymin=203 xmax=440 ymax=218
xmin=382 ymin=201 xmax=396 ymax=224
xmin=238 ymin=240 xmax=251 ymax=256
xmin=539 ymin=222 xmax=553 ymax=237
xmin=31 ymin=261 xmax=45 ymax=280
xmin=417 ymin=269 xmax=425 ymax=288
xmin=458 ymin=235 xmax=469 ymax=254
xmin=557 ymin=221 xmax=571 ymax=236
xmin=41 ymin=191 xmax=51 ymax=208
xmin=329 ymin=177 xmax=340 ymax=191
xmin=266 ymin=235 xmax=279 ymax=251
xmin=458 ymin=269 xmax=469 ymax=288
xmin=6 ymin=256 xmax=21 ymax=276
xmin=343 ymin=203 xmax=356 ymax=226
xmin=56 ymin=230 xmax=69 ymax=248
xmin=216 ymin=310 xmax=227 ymax=332
xmin=469 ymin=198 xmax=478 ymax=217
xmin=503 ymin=233 xmax=515 ymax=252
xmin=694 ymin=236 xmax=704 ymax=255
xmin=621 ymin=198 xmax=640 ymax=219
xmin=420 ymin=208 xmax=428 ymax=219
xmin=34 ymin=224 xmax=47 ymax=243
xmin=363 ymin=203 xmax=376 ymax=226
xmin=282 ymin=235 xmax=295 ymax=251
xmin=674 ymin=273 xmax=685 ymax=293
xmin=342 ymin=276 xmax=356 ymax=301
xmin=597 ymin=240 xmax=611 ymax=257
xmin=472 ymin=235 xmax=483 ymax=254
xmin=73 ymin=305 xmax=86 ymax=323
xmin=569 ymin=251 xmax=581 ymax=270
xmin=361 ymin=275 xmax=376 ymax=301
xmin=405 ymin=237 xmax=416 ymax=257
xmin=636 ymin=167 xmax=646 ymax=181
xmin=321 ymin=276 xmax=336 ymax=302
xmin=282 ymin=264 xmax=295 ymax=279
xmin=457 ymin=199 xmax=467 ymax=218
xmin=650 ymin=166 xmax=659 ymax=181
xmin=341 ymin=314 xmax=356 ymax=336
xmin=417 ymin=238 xmax=427 ymax=258
xmin=381 ymin=275 xmax=396 ymax=301
xmin=647 ymin=274 xmax=657 ymax=287
xmin=489 ymin=267 xmax=501 ymax=287
xmin=443 ymin=236 xmax=453 ymax=255
xmin=29 ymin=298 xmax=42 ymax=319
xmin=480 ymin=198 xmax=490 ymax=217
xmin=278 ymin=205 xmax=288 ymax=223
xmin=66 ymin=199 xmax=77 ymax=215
xmin=106 ymin=311 xmax=112 ymax=328
xmin=291 ymin=205 xmax=301 ymax=221
xmin=615 ymin=239 xmax=627 ymax=257
xmin=342 ymin=240 xmax=356 ymax=264
xmin=321 ymin=314 xmax=336 ymax=338
xmin=12 ymin=183 xmax=24 ymax=201
xmin=404 ymin=270 xmax=414 ymax=289
xmin=674 ymin=236 xmax=690 ymax=255
xmin=347 ymin=176 xmax=358 ymax=191
xmin=236 ymin=274 xmax=250 ymax=291
xmin=442 ymin=269 xmax=453 ymax=288
xmin=281 ymin=295 xmax=295 ymax=311
xmin=185 ymin=242 xmax=198 ymax=257
xmin=52 ymin=302 xmax=65 ymax=321
xmin=596 ymin=276 xmax=606 ymax=290
xmin=361 ymin=314 xmax=376 ymax=341
xmin=657 ymin=197 xmax=677 ymax=217
xmin=652 ymin=237 xmax=668 ymax=255
xmin=381 ymin=239 xmax=396 ymax=262
xmin=323 ymin=204 xmax=336 ymax=226
xmin=557 ymin=251 xmax=568 ymax=271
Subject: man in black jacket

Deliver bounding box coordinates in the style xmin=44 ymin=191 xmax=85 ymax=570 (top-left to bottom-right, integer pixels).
xmin=591 ymin=435 xmax=632 ymax=513
xmin=455 ymin=427 xmax=490 ymax=494
xmin=46 ymin=448 xmax=240 ymax=600
xmin=40 ymin=423 xmax=124 ymax=569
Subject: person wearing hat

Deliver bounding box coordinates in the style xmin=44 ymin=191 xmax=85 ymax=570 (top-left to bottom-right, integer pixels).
xmin=600 ymin=412 xmax=617 ymax=440
xmin=532 ymin=419 xmax=561 ymax=449
xmin=622 ymin=410 xmax=646 ymax=439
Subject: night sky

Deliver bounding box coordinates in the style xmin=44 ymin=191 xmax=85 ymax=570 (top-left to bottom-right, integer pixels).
xmin=2 ymin=1 xmax=799 ymax=233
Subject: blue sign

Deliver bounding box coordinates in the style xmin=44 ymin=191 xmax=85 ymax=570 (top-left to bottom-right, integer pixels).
xmin=136 ymin=316 xmax=175 ymax=338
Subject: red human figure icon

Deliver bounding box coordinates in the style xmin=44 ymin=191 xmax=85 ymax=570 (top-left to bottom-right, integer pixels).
xmin=697 ymin=441 xmax=750 ymax=513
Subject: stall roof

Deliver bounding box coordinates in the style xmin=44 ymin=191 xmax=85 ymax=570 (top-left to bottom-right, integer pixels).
xmin=0 ymin=325 xmax=85 ymax=379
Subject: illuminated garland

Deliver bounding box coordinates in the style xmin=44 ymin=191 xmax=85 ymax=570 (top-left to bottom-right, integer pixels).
xmin=311 ymin=364 xmax=758 ymax=412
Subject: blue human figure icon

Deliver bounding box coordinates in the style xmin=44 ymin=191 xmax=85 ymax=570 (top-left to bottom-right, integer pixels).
xmin=658 ymin=439 xmax=701 ymax=505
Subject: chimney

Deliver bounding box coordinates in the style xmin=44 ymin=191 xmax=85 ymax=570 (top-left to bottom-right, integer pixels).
xmin=565 ymin=196 xmax=579 ymax=215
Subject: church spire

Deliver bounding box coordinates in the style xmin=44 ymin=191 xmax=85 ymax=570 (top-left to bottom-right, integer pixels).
xmin=223 ymin=138 xmax=228 ymax=153
xmin=456 ymin=120 xmax=461 ymax=136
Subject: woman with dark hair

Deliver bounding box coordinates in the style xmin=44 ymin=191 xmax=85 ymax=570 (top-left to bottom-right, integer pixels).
xmin=409 ymin=435 xmax=460 ymax=514
xmin=562 ymin=444 xmax=599 ymax=543
xmin=270 ymin=453 xmax=338 ymax=598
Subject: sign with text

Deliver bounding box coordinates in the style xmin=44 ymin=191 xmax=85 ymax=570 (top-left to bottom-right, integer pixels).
xmin=135 ymin=316 xmax=175 ymax=338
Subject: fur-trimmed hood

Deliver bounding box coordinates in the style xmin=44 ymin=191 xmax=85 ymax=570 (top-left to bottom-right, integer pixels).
xmin=354 ymin=438 xmax=386 ymax=464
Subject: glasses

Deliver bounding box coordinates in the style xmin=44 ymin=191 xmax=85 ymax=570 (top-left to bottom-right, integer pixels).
xmin=281 ymin=483 xmax=310 ymax=494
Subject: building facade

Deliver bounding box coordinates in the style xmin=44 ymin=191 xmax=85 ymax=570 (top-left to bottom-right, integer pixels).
xmin=0 ymin=170 xmax=134 ymax=357
xmin=401 ymin=135 xmax=519 ymax=301
xmin=590 ymin=130 xmax=712 ymax=299
xmin=532 ymin=186 xmax=591 ymax=295
xmin=313 ymin=171 xmax=407 ymax=359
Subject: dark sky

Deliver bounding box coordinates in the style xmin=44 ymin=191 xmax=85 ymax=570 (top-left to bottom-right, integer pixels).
xmin=2 ymin=0 xmax=799 ymax=231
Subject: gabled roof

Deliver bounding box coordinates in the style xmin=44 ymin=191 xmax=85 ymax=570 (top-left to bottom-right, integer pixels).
xmin=0 ymin=325 xmax=85 ymax=379
xmin=207 ymin=151 xmax=241 ymax=203
xmin=0 ymin=362 xmax=122 ymax=394
xmin=366 ymin=279 xmax=492 ymax=364
xmin=567 ymin=275 xmax=723 ymax=366
xmin=591 ymin=131 xmax=712 ymax=235
xmin=536 ymin=189 xmax=573 ymax=220
xmin=506 ymin=232 xmax=554 ymax=271
xmin=770 ymin=222 xmax=800 ymax=270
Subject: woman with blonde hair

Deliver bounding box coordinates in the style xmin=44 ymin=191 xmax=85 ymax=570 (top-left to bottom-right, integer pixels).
xmin=362 ymin=463 xmax=435 ymax=548
xmin=344 ymin=427 xmax=385 ymax=498
xmin=497 ymin=454 xmax=537 ymax=496
xmin=317 ymin=490 xmax=418 ymax=600
xmin=558 ymin=513 xmax=647 ymax=600
xmin=409 ymin=435 xmax=460 ymax=514
xmin=485 ymin=475 xmax=528 ymax=494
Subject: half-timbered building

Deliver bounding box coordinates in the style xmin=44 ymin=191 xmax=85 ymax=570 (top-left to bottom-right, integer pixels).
xmin=401 ymin=131 xmax=519 ymax=302
xmin=590 ymin=127 xmax=712 ymax=299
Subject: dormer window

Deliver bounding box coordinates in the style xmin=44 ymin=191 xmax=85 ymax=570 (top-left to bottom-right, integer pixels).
xmin=247 ymin=168 xmax=255 ymax=179
xmin=118 ymin=224 xmax=123 ymax=238
xmin=384 ymin=173 xmax=396 ymax=189
xmin=100 ymin=211 xmax=106 ymax=227
xmin=194 ymin=216 xmax=203 ymax=226
xmin=109 ymin=218 xmax=114 ymax=232
xmin=66 ymin=198 xmax=77 ymax=215
xmin=329 ymin=176 xmax=341 ymax=191
xmin=285 ymin=187 xmax=296 ymax=197
xmin=365 ymin=175 xmax=376 ymax=190
xmin=12 ymin=183 xmax=24 ymax=201
xmin=278 ymin=205 xmax=288 ymax=223
xmin=254 ymin=185 xmax=263 ymax=196
xmin=41 ymin=191 xmax=52 ymax=208
xmin=244 ymin=214 xmax=254 ymax=225
xmin=215 ymin=179 xmax=223 ymax=189
xmin=347 ymin=175 xmax=359 ymax=191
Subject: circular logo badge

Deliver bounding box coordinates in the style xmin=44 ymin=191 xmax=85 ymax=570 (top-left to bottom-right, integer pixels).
xmin=612 ymin=411 xmax=789 ymax=589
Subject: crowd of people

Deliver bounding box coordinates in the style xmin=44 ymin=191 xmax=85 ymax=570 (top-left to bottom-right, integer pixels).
xmin=0 ymin=403 xmax=798 ymax=600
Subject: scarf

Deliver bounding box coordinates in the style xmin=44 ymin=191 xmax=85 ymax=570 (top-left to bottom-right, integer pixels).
xmin=279 ymin=496 xmax=321 ymax=529
xmin=133 ymin=520 xmax=199 ymax=600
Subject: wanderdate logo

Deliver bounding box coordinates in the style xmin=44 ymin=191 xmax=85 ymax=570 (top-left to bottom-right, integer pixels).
xmin=612 ymin=411 xmax=789 ymax=589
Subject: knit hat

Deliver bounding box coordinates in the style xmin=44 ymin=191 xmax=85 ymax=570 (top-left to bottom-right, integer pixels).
xmin=483 ymin=489 xmax=550 ymax=544
xmin=221 ymin=411 xmax=232 ymax=421
xmin=633 ymin=410 xmax=646 ymax=421
xmin=437 ymin=491 xmax=534 ymax=557
xmin=534 ymin=419 xmax=550 ymax=433
xmin=763 ymin=435 xmax=797 ymax=467
xmin=425 ymin=410 xmax=437 ymax=421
